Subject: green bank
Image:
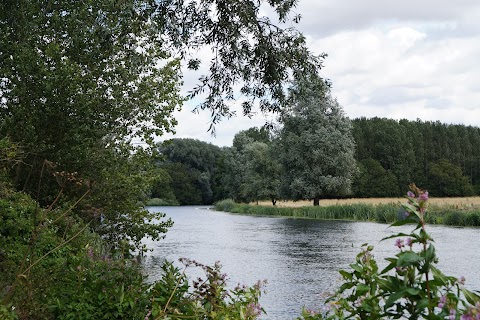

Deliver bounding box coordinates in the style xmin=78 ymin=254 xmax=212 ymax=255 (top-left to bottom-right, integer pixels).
xmin=214 ymin=199 xmax=480 ymax=227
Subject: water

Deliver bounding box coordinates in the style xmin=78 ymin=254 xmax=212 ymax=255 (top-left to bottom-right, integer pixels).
xmin=142 ymin=206 xmax=480 ymax=319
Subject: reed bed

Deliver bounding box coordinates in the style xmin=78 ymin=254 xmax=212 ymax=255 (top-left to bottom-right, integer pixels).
xmin=214 ymin=198 xmax=480 ymax=227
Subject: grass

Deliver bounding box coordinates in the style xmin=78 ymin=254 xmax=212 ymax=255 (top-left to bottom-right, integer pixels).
xmin=255 ymin=196 xmax=480 ymax=209
xmin=215 ymin=197 xmax=480 ymax=227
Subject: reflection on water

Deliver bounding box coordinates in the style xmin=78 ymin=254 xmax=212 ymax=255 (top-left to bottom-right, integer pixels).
xmin=142 ymin=206 xmax=480 ymax=320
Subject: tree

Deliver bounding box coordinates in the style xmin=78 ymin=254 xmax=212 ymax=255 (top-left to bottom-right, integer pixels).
xmin=157 ymin=139 xmax=223 ymax=204
xmin=163 ymin=163 xmax=203 ymax=205
xmin=278 ymin=77 xmax=357 ymax=206
xmin=353 ymin=158 xmax=400 ymax=197
xmin=1 ymin=0 xmax=324 ymax=249
xmin=214 ymin=147 xmax=245 ymax=202
xmin=1 ymin=0 xmax=182 ymax=249
xmin=241 ymin=142 xmax=281 ymax=205
xmin=427 ymin=159 xmax=475 ymax=197
xmin=153 ymin=1 xmax=326 ymax=128
xmin=150 ymin=168 xmax=178 ymax=205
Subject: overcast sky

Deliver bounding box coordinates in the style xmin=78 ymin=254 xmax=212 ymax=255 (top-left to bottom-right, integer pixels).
xmin=160 ymin=0 xmax=480 ymax=147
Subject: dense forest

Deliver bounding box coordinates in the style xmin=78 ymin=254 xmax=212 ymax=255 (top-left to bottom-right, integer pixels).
xmin=152 ymin=117 xmax=480 ymax=205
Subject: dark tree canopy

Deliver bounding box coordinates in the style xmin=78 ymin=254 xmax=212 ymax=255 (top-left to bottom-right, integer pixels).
xmin=156 ymin=139 xmax=223 ymax=204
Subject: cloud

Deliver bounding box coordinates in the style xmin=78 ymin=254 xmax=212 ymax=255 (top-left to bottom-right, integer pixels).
xmin=293 ymin=0 xmax=479 ymax=37
xmin=162 ymin=0 xmax=480 ymax=147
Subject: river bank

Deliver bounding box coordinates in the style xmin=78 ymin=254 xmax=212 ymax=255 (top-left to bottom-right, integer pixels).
xmin=214 ymin=199 xmax=480 ymax=227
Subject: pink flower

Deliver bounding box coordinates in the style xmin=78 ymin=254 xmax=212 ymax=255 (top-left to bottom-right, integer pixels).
xmin=395 ymin=238 xmax=404 ymax=248
xmin=404 ymin=238 xmax=413 ymax=247
xmin=419 ymin=191 xmax=429 ymax=201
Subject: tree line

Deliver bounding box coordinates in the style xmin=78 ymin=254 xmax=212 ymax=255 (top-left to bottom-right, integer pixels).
xmin=153 ymin=117 xmax=480 ymax=205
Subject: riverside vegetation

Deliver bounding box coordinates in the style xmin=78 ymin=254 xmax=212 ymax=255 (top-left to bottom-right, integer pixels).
xmin=296 ymin=185 xmax=480 ymax=319
xmin=3 ymin=1 xmax=480 ymax=319
xmin=0 ymin=171 xmax=265 ymax=319
xmin=214 ymin=199 xmax=480 ymax=227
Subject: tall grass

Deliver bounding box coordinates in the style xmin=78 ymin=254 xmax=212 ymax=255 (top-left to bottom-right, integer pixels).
xmin=214 ymin=201 xmax=480 ymax=227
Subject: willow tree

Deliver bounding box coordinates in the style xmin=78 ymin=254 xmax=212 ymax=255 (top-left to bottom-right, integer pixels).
xmin=278 ymin=77 xmax=357 ymax=206
xmin=1 ymin=0 xmax=325 ymax=248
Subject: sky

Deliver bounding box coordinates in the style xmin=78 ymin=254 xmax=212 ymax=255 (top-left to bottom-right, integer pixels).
xmin=160 ymin=0 xmax=480 ymax=147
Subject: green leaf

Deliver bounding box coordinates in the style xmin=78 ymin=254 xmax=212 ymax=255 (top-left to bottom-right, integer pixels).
xmin=339 ymin=282 xmax=355 ymax=292
xmin=380 ymin=262 xmax=397 ymax=274
xmin=397 ymin=251 xmax=423 ymax=267
xmin=385 ymin=290 xmax=406 ymax=309
xmin=381 ymin=232 xmax=412 ymax=241
xmin=350 ymin=263 xmax=363 ymax=273
xmin=390 ymin=216 xmax=418 ymax=226
xmin=430 ymin=266 xmax=448 ymax=286
xmin=356 ymin=283 xmax=370 ymax=296
xmin=461 ymin=287 xmax=480 ymax=305
xmin=339 ymin=270 xmax=353 ymax=280
xmin=406 ymin=288 xmax=420 ymax=296
xmin=415 ymin=298 xmax=430 ymax=312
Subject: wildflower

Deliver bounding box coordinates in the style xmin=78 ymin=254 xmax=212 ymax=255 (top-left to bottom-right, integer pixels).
xmin=245 ymin=302 xmax=262 ymax=317
xmin=438 ymin=295 xmax=446 ymax=309
xmin=404 ymin=238 xmax=413 ymax=247
xmin=404 ymin=211 xmax=410 ymax=217
xmin=450 ymin=308 xmax=457 ymax=320
xmin=459 ymin=276 xmax=466 ymax=285
xmin=407 ymin=191 xmax=415 ymax=198
xmin=395 ymin=238 xmax=404 ymax=248
xmin=419 ymin=191 xmax=429 ymax=201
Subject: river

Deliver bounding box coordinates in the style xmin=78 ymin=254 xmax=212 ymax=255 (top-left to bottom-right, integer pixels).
xmin=142 ymin=206 xmax=480 ymax=319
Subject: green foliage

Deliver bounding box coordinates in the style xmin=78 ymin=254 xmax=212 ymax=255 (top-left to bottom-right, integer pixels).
xmin=145 ymin=197 xmax=180 ymax=206
xmin=50 ymin=256 xmax=149 ymax=320
xmin=214 ymin=199 xmax=237 ymax=212
xmin=297 ymin=186 xmax=480 ymax=319
xmin=149 ymin=168 xmax=178 ymax=205
xmin=352 ymin=117 xmax=480 ymax=197
xmin=427 ymin=159 xmax=475 ymax=197
xmin=278 ymin=76 xmax=358 ymax=205
xmin=215 ymin=200 xmax=401 ymax=223
xmin=147 ymin=259 xmax=266 ymax=319
xmin=155 ymin=1 xmax=326 ymax=128
xmin=216 ymin=200 xmax=480 ymax=228
xmin=162 ymin=163 xmax=203 ymax=205
xmin=157 ymin=138 xmax=224 ymax=204
xmin=0 ymin=304 xmax=17 ymax=320
xmin=354 ymin=158 xmax=400 ymax=197
xmin=241 ymin=142 xmax=281 ymax=205
xmin=0 ymin=190 xmax=135 ymax=319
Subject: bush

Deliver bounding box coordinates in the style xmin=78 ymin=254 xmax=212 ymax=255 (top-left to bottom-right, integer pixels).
xmin=145 ymin=197 xmax=179 ymax=206
xmin=214 ymin=199 xmax=236 ymax=212
xmin=146 ymin=259 xmax=266 ymax=319
xmin=49 ymin=255 xmax=150 ymax=320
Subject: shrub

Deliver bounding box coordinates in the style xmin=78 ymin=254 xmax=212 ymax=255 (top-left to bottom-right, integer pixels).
xmin=145 ymin=197 xmax=179 ymax=206
xmin=146 ymin=259 xmax=266 ymax=319
xmin=214 ymin=199 xmax=237 ymax=212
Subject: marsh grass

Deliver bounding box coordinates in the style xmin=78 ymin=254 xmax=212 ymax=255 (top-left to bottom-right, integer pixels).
xmin=216 ymin=197 xmax=480 ymax=227
xmin=255 ymin=196 xmax=480 ymax=209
